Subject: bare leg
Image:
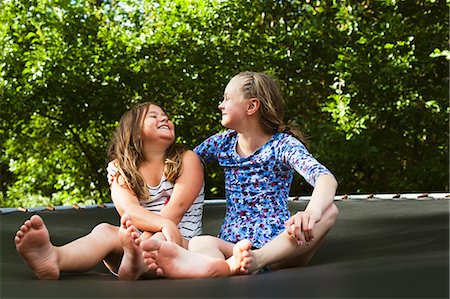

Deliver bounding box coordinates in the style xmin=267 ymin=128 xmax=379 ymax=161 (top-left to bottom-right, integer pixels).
xmin=14 ymin=215 xmax=123 ymax=280
xmin=188 ymin=235 xmax=234 ymax=259
xmin=57 ymin=223 xmax=123 ymax=274
xmin=117 ymin=214 xmax=156 ymax=280
xmin=140 ymin=238 xmax=252 ymax=279
xmin=242 ymin=203 xmax=339 ymax=273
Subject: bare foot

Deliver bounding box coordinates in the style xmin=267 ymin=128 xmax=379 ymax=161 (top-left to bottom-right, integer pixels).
xmin=226 ymin=239 xmax=253 ymax=275
xmin=140 ymin=238 xmax=230 ymax=279
xmin=14 ymin=215 xmax=60 ymax=280
xmin=137 ymin=232 xmax=167 ymax=272
xmin=117 ymin=215 xmax=155 ymax=280
xmin=241 ymin=247 xmax=266 ymax=274
xmin=139 ymin=239 xmax=159 ymax=272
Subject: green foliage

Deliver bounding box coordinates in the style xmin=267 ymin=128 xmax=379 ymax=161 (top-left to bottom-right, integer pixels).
xmin=1 ymin=0 xmax=448 ymax=207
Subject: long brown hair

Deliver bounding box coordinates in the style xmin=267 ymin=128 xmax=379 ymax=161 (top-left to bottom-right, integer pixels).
xmin=234 ymin=71 xmax=307 ymax=145
xmin=107 ymin=102 xmax=186 ymax=200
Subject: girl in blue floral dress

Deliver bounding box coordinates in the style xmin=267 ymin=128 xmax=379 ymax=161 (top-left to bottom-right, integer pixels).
xmin=139 ymin=72 xmax=339 ymax=278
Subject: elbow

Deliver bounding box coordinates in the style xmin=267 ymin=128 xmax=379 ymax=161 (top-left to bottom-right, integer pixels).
xmin=320 ymin=173 xmax=338 ymax=190
xmin=331 ymin=174 xmax=338 ymax=190
xmin=113 ymin=201 xmax=139 ymax=220
xmin=113 ymin=203 xmax=125 ymax=217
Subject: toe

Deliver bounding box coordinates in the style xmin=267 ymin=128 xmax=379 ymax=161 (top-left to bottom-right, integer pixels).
xmin=30 ymin=217 xmax=45 ymax=230
xmin=156 ymin=268 xmax=164 ymax=276
xmin=20 ymin=225 xmax=28 ymax=233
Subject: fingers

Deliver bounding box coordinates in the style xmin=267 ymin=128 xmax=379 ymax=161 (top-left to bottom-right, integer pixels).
xmin=106 ymin=169 xmax=115 ymax=187
xmin=294 ymin=223 xmax=306 ymax=246
xmin=161 ymin=226 xmax=181 ymax=244
xmin=307 ymin=217 xmax=315 ymax=242
xmin=301 ymin=213 xmax=314 ymax=243
xmin=140 ymin=231 xmax=154 ymax=241
xmin=284 ymin=218 xmax=294 ymax=236
xmin=106 ymin=161 xmax=118 ymax=186
xmin=288 ymin=221 xmax=306 ymax=246
xmin=285 ymin=212 xmax=316 ymax=245
xmin=160 ymin=226 xmax=173 ymax=243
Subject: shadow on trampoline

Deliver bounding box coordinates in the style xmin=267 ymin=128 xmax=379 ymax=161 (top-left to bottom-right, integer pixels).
xmin=1 ymin=199 xmax=448 ymax=298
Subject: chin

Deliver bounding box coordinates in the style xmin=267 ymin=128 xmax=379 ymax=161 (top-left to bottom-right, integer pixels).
xmin=161 ymin=132 xmax=175 ymax=140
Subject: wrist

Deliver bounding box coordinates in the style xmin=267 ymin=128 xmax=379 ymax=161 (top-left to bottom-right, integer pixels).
xmin=304 ymin=207 xmax=321 ymax=220
xmin=160 ymin=219 xmax=175 ymax=231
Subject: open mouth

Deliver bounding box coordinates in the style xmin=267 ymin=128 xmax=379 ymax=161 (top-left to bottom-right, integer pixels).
xmin=158 ymin=125 xmax=170 ymax=130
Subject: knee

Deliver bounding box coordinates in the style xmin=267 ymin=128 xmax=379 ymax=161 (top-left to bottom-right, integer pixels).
xmin=320 ymin=203 xmax=338 ymax=229
xmin=91 ymin=222 xmax=117 ymax=236
xmin=188 ymin=235 xmax=216 ymax=251
xmin=327 ymin=203 xmax=339 ymax=225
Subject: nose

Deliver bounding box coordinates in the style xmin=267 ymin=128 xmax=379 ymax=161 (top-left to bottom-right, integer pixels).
xmin=218 ymin=100 xmax=224 ymax=110
xmin=160 ymin=115 xmax=168 ymax=122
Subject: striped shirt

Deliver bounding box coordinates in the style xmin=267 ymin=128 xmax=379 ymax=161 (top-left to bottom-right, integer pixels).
xmin=139 ymin=175 xmax=204 ymax=239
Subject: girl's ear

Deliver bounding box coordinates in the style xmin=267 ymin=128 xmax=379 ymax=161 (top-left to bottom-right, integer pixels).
xmin=247 ymin=98 xmax=260 ymax=115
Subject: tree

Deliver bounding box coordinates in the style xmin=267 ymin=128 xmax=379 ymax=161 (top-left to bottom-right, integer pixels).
xmin=1 ymin=0 xmax=448 ymax=208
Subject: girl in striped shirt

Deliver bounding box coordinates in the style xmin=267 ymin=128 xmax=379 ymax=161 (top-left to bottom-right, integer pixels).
xmin=14 ymin=102 xmax=204 ymax=280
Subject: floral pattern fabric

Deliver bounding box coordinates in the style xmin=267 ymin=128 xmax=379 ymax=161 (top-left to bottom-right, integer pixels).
xmin=194 ymin=130 xmax=331 ymax=248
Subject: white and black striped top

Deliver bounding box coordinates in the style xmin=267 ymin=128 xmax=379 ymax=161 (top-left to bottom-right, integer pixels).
xmin=139 ymin=175 xmax=204 ymax=240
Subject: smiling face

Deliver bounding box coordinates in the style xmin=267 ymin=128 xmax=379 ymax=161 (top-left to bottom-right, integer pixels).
xmin=141 ymin=104 xmax=175 ymax=143
xmin=218 ymin=77 xmax=249 ymax=130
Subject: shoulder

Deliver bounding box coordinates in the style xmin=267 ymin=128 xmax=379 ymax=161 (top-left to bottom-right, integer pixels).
xmin=208 ymin=130 xmax=236 ymax=142
xmin=274 ymin=132 xmax=306 ymax=148
xmin=182 ymin=150 xmax=202 ymax=164
xmin=272 ymin=133 xmax=310 ymax=160
xmin=197 ymin=130 xmax=236 ymax=148
xmin=178 ymin=150 xmax=204 ymax=183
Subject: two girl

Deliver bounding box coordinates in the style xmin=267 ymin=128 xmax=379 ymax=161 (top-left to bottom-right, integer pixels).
xmin=14 ymin=102 xmax=204 ymax=280
xmin=136 ymin=72 xmax=338 ymax=278
xmin=17 ymin=71 xmax=338 ymax=280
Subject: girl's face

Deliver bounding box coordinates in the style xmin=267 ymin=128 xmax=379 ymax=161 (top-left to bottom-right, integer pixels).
xmin=218 ymin=77 xmax=249 ymax=129
xmin=141 ymin=104 xmax=175 ymax=143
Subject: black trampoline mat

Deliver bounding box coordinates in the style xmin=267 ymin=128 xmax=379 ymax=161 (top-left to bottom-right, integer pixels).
xmin=1 ymin=199 xmax=449 ymax=298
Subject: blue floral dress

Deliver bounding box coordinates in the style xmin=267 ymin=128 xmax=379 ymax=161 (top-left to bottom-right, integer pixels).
xmin=194 ymin=130 xmax=331 ymax=248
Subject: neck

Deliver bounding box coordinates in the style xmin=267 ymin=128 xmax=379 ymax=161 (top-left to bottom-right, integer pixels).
xmin=235 ymin=125 xmax=272 ymax=158
xmin=140 ymin=140 xmax=169 ymax=163
xmin=142 ymin=148 xmax=166 ymax=163
xmin=139 ymin=146 xmax=167 ymax=186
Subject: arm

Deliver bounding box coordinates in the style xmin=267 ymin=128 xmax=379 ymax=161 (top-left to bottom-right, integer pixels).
xmin=281 ymin=136 xmax=338 ymax=244
xmin=305 ymin=173 xmax=338 ymax=219
xmin=193 ymin=132 xmax=226 ymax=166
xmin=159 ymin=150 xmax=204 ymax=223
xmin=110 ymin=175 xmax=182 ymax=244
xmin=285 ymin=173 xmax=338 ymax=244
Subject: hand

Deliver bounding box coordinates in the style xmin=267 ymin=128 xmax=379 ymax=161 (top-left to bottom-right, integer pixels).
xmin=106 ymin=160 xmax=118 ymax=186
xmin=140 ymin=231 xmax=155 ymax=241
xmin=160 ymin=221 xmax=182 ymax=246
xmin=284 ymin=210 xmax=321 ymax=245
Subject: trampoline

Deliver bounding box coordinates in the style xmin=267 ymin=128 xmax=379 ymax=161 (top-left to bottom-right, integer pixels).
xmin=1 ymin=194 xmax=449 ymax=298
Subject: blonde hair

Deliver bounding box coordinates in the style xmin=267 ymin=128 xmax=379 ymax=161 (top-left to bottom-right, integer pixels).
xmin=234 ymin=71 xmax=307 ymax=144
xmin=107 ymin=102 xmax=186 ymax=200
